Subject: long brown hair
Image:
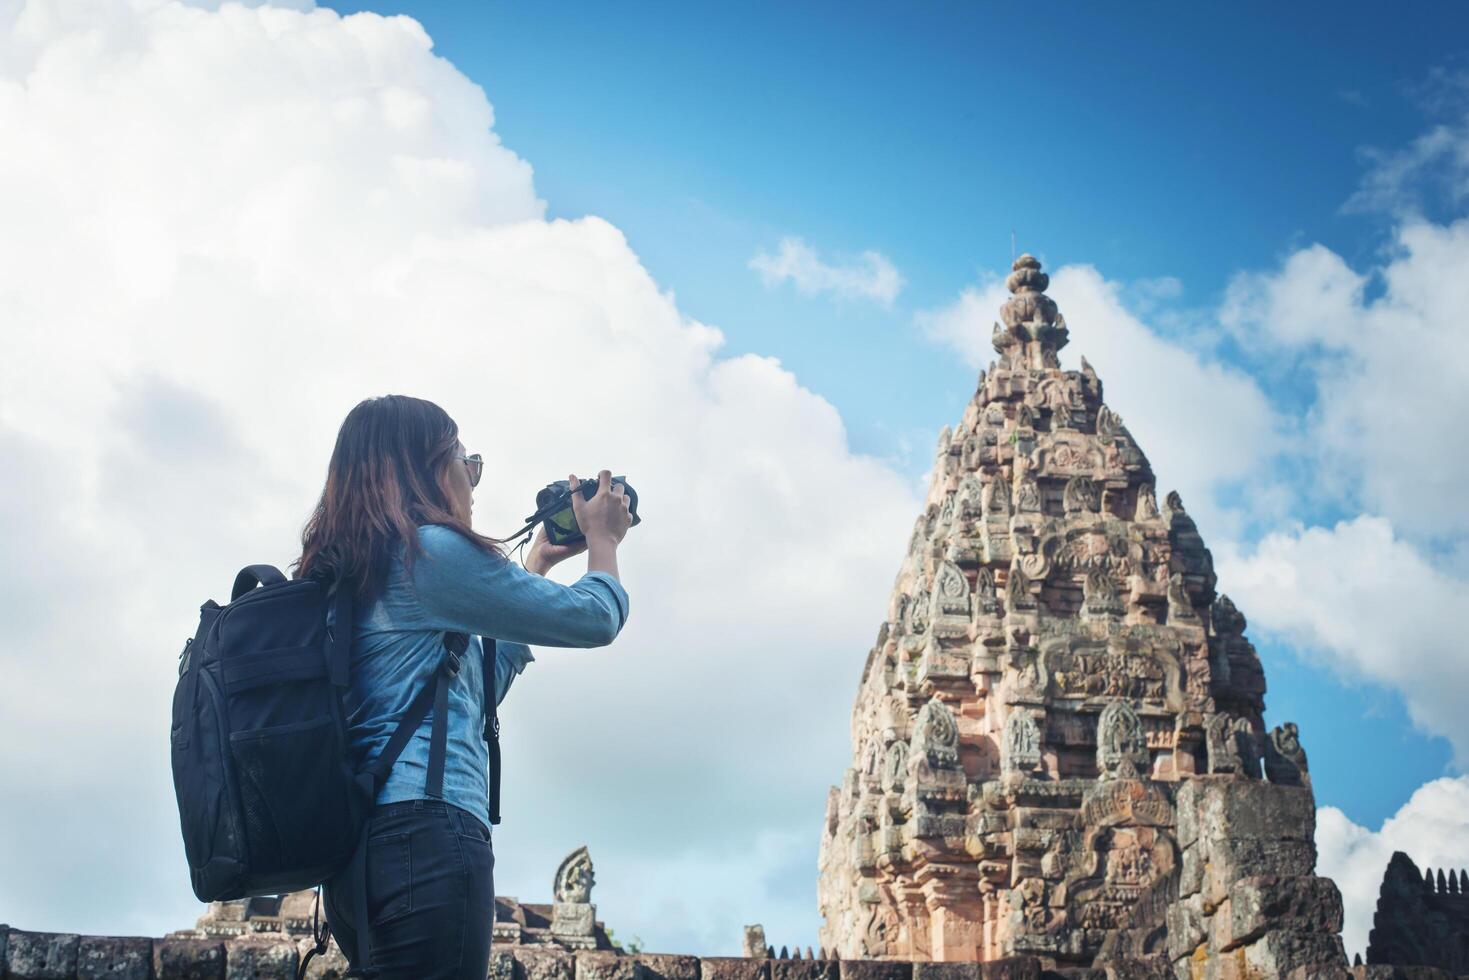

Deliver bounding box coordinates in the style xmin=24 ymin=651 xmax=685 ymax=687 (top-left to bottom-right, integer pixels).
xmin=294 ymin=395 xmax=504 ymax=598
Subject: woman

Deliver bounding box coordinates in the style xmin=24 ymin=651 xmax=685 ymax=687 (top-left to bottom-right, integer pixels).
xmin=294 ymin=394 xmax=632 ymax=979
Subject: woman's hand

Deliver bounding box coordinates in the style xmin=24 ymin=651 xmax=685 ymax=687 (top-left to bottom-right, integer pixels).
xmin=569 ymin=470 xmax=633 ymax=548
xmin=524 ymin=525 xmax=587 ymax=577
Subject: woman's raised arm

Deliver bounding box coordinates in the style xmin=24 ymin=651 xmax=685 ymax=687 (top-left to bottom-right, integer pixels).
xmin=409 ymin=525 xmax=629 ymax=648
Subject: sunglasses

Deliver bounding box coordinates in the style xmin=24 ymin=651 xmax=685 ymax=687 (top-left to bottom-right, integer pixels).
xmin=457 ymin=453 xmax=483 ymax=488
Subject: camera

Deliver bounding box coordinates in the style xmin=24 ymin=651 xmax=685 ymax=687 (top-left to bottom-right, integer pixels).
xmin=529 ymin=476 xmax=641 ymax=545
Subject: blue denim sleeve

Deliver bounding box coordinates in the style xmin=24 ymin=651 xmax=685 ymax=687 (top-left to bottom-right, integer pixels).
xmin=491 ymin=640 xmax=534 ymax=706
xmin=410 ymin=525 xmax=630 ymax=648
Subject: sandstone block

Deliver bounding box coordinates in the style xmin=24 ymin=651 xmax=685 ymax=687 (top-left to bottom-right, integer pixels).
xmin=1164 ymin=894 xmax=1205 ymax=963
xmin=979 ymin=959 xmax=1041 ymax=980
xmin=1239 ymin=928 xmax=1347 ymax=978
xmin=155 ymin=937 xmax=226 ymax=979
xmin=637 ymin=953 xmax=701 ymax=980
xmin=1222 ymin=875 xmax=1343 ymax=951
xmin=226 ymin=937 xmax=299 ymax=979
xmin=516 ymin=947 xmax=576 ymax=980
xmin=1178 ymin=844 xmax=1202 ymax=899
xmin=839 ymin=961 xmax=911 ymax=980
xmin=913 ymin=963 xmax=981 ymax=980
xmin=773 ymin=960 xmax=838 ymax=980
xmin=7 ymin=930 xmax=80 ymax=979
xmin=489 ymin=949 xmax=518 ymax=980
xmin=1198 ymin=780 xmax=1315 ymax=844
xmin=576 ymin=950 xmax=645 ymax=980
xmin=701 ymin=958 xmax=771 ymax=980
xmin=77 ymin=935 xmax=153 ymax=979
xmin=1202 ymin=838 xmax=1316 ymax=906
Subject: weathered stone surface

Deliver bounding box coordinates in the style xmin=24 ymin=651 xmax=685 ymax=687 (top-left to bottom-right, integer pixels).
xmin=838 ymin=962 xmax=912 ymax=980
xmin=637 ymin=953 xmax=701 ymax=980
xmin=701 ymin=957 xmax=770 ymax=980
xmin=1364 ymin=851 xmax=1469 ymax=973
xmin=772 ymin=960 xmax=838 ymax=980
xmin=490 ymin=948 xmax=519 ymax=980
xmin=979 ymin=960 xmax=1041 ymax=980
xmin=155 ymin=937 xmax=226 ymax=979
xmin=516 ymin=947 xmax=577 ymax=980
xmin=1221 ymin=875 xmax=1343 ymax=951
xmin=913 ymin=963 xmax=981 ymax=980
xmin=77 ymin=935 xmax=153 ymax=979
xmin=576 ymin=949 xmax=646 ymax=980
xmin=225 ymin=937 xmax=298 ymax=979
xmin=1239 ymin=928 xmax=1348 ymax=979
xmin=7 ymin=930 xmax=80 ymax=979
xmin=817 ymin=254 xmax=1346 ymax=974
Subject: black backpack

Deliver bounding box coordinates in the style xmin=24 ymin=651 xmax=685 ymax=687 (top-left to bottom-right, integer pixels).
xmin=169 ymin=564 xmax=500 ymax=905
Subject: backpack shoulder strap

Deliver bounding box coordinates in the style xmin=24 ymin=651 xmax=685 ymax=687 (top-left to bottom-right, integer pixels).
xmin=484 ymin=637 xmax=502 ymax=825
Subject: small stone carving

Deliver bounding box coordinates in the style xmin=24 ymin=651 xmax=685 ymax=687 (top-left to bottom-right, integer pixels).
xmin=973 ymin=567 xmax=1001 ymax=617
xmin=1063 ymin=476 xmax=1100 ymax=514
xmin=958 ymin=475 xmax=984 ymax=518
xmin=908 ymin=586 xmax=931 ymax=634
xmin=1211 ymin=593 xmax=1246 ymax=636
xmin=1203 ymin=713 xmax=1261 ymax=777
xmin=551 ymin=846 xmax=598 ymax=946
xmin=1096 ymin=405 xmax=1123 ymax=440
xmin=1166 ymin=573 xmax=1198 ymax=623
xmin=1083 ymin=569 xmax=1123 ymax=618
xmin=914 ymin=697 xmax=959 ymax=768
xmin=1135 ymin=484 xmax=1159 ymax=521
xmin=1005 ymin=562 xmax=1035 ymax=612
xmin=1016 ymin=476 xmax=1041 ymax=513
xmin=1096 ymin=701 xmax=1148 ymax=780
xmin=1003 ymin=711 xmax=1042 ymax=775
xmin=1263 ymin=722 xmax=1309 ymax=786
xmin=882 ymin=740 xmax=909 ymax=793
xmin=554 ymin=846 xmax=594 ymax=904
xmin=934 ymin=561 xmax=970 ymax=617
xmin=983 ymin=478 xmax=1011 ymax=517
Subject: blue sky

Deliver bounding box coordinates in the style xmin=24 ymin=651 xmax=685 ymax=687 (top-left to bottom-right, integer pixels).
xmin=328 ymin=1 xmax=1467 ymax=461
xmin=4 ymin=0 xmax=1469 ymax=959
xmin=315 ymin=0 xmax=1469 ymax=828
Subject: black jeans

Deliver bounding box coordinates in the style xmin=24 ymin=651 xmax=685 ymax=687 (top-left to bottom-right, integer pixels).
xmin=324 ymin=799 xmax=495 ymax=980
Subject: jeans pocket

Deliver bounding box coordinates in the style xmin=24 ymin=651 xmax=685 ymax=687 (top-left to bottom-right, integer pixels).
xmin=457 ymin=832 xmax=495 ymax=917
xmin=367 ymin=832 xmax=412 ymax=926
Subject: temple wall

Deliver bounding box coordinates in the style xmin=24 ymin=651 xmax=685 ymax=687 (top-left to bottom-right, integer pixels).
xmin=0 ymin=926 xmax=1054 ymax=980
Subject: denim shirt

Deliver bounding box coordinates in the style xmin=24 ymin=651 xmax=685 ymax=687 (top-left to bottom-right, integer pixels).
xmin=340 ymin=525 xmax=630 ymax=831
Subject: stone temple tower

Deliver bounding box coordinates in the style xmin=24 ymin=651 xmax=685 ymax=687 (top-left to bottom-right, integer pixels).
xmin=817 ymin=256 xmax=1347 ymax=975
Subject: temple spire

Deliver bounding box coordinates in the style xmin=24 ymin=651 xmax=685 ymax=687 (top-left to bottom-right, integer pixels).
xmin=992 ymin=253 xmax=1069 ymax=370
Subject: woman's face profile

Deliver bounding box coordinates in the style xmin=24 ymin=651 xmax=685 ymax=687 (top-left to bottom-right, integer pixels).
xmin=445 ymin=438 xmax=474 ymax=524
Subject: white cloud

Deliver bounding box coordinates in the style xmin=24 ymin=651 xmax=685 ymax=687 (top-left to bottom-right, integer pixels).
xmin=1216 ymin=515 xmax=1469 ymax=765
xmin=1220 ymin=220 xmax=1469 ymax=545
xmin=914 ymin=264 xmax=1289 ymax=543
xmin=1316 ymin=777 xmax=1469 ymax=961
xmin=1344 ymin=68 xmax=1469 ymax=217
xmin=0 ymin=0 xmax=920 ymax=950
xmin=749 ymin=237 xmax=904 ymax=306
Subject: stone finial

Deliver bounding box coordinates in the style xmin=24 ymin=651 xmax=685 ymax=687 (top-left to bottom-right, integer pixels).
xmin=553 ymin=846 xmax=594 ymax=904
xmin=993 ymin=253 xmax=1069 ymax=362
xmin=742 ymin=925 xmax=767 ymax=959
